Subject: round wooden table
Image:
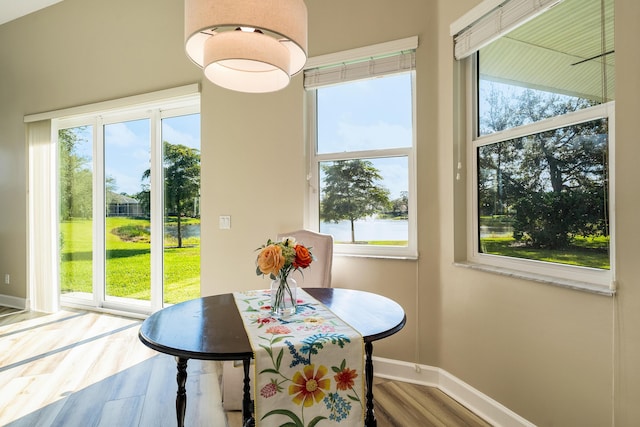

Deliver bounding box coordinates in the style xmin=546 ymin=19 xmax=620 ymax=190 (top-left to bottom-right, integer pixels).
xmin=139 ymin=288 xmax=406 ymax=427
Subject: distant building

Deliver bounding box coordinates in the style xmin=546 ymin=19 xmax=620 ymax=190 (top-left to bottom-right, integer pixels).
xmin=106 ymin=192 xmax=144 ymax=217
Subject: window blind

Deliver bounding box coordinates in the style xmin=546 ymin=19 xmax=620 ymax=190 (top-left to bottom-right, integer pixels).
xmin=451 ymin=0 xmax=563 ymax=60
xmin=28 ymin=120 xmax=59 ymax=313
xmin=303 ymin=37 xmax=417 ymax=89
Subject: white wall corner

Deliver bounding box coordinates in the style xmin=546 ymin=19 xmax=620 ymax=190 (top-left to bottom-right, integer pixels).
xmin=373 ymin=357 xmax=536 ymax=427
xmin=0 ymin=294 xmax=28 ymax=310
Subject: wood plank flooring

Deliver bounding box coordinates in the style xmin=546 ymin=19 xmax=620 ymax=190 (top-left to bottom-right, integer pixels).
xmin=0 ymin=307 xmax=491 ymax=426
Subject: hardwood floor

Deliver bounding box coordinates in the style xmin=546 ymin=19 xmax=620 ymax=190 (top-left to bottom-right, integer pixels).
xmin=372 ymin=380 xmax=491 ymax=427
xmin=0 ymin=307 xmax=491 ymax=426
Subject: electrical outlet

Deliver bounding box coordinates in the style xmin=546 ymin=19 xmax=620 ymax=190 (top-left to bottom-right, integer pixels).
xmin=4 ymin=274 xmax=9 ymax=285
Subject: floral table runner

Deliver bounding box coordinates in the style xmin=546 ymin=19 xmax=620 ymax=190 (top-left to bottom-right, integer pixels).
xmin=233 ymin=289 xmax=365 ymax=427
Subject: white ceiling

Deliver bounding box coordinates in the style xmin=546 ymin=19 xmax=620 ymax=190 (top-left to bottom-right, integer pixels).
xmin=0 ymin=0 xmax=62 ymax=26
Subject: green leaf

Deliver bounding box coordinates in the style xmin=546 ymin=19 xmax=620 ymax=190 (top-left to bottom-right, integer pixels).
xmin=340 ymin=359 xmax=346 ymax=370
xmin=259 ymin=368 xmax=280 ymax=374
xmin=348 ymin=394 xmax=360 ymax=401
xmin=261 ymin=409 xmax=302 ymax=427
xmin=331 ymin=366 xmax=341 ymax=373
xmin=259 ymin=344 xmax=273 ymax=358
xmin=271 ymin=335 xmax=293 ymax=344
xmin=308 ymin=416 xmax=328 ymax=427
xmin=276 ymin=348 xmax=284 ymax=370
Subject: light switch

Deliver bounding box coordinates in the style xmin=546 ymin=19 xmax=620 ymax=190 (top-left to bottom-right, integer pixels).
xmin=219 ymin=215 xmax=231 ymax=229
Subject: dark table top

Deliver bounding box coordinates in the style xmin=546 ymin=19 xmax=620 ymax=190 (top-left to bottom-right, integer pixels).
xmin=138 ymin=287 xmax=406 ymax=360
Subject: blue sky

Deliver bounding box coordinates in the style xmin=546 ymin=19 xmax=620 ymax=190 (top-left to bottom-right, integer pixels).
xmin=69 ymin=73 xmax=411 ymax=200
xmin=104 ymin=114 xmax=200 ymax=195
xmin=317 ymin=73 xmax=413 ymax=199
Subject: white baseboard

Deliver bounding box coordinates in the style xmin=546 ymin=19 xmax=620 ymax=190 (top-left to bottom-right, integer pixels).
xmin=373 ymin=357 xmax=536 ymax=427
xmin=0 ymin=294 xmax=28 ymax=310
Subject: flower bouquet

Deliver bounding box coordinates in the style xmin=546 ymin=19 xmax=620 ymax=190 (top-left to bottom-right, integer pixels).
xmin=256 ymin=236 xmax=313 ymax=316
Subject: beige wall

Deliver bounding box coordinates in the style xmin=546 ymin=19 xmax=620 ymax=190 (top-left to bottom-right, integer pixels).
xmin=2 ymin=0 xmax=640 ymax=425
xmin=437 ymin=1 xmax=640 ymax=426
xmin=199 ymin=0 xmax=431 ymax=364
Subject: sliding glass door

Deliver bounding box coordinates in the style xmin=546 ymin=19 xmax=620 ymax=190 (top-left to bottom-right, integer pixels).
xmin=104 ymin=119 xmax=152 ymax=306
xmin=58 ymin=125 xmax=94 ymax=302
xmin=161 ymin=114 xmax=201 ymax=305
xmin=57 ymin=103 xmax=200 ymax=314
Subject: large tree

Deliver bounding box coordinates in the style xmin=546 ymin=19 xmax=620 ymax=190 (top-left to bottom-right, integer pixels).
xmin=478 ymin=86 xmax=608 ymax=249
xmin=142 ymin=141 xmax=200 ymax=248
xmin=59 ymin=128 xmax=92 ymax=220
xmin=320 ymin=159 xmax=391 ymax=243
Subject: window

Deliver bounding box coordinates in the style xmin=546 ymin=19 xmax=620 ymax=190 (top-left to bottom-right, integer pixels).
xmin=453 ymin=0 xmax=615 ymax=291
xmin=49 ymin=86 xmax=200 ymax=314
xmin=305 ymin=38 xmax=418 ymax=258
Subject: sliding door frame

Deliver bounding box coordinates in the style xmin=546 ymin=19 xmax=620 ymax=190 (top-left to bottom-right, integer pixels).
xmin=52 ymin=97 xmax=199 ymax=315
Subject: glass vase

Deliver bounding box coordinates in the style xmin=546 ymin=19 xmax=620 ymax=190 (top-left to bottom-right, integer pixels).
xmin=270 ymin=274 xmax=297 ymax=316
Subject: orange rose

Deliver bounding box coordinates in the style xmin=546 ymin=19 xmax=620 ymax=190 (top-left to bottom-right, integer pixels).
xmin=257 ymin=244 xmax=285 ymax=276
xmin=293 ymin=245 xmax=312 ymax=269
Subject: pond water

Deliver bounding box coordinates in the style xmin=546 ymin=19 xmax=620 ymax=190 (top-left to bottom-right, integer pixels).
xmin=479 ymin=224 xmax=513 ymax=238
xmin=160 ymin=221 xmax=409 ymax=242
xmin=164 ymin=223 xmax=201 ymax=238
xmin=159 ymin=221 xmax=511 ymax=241
xmin=320 ymin=219 xmax=408 ymax=242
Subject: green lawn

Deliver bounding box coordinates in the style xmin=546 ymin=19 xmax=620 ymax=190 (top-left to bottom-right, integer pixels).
xmin=480 ymin=235 xmax=610 ymax=270
xmin=60 ymin=217 xmax=201 ymax=304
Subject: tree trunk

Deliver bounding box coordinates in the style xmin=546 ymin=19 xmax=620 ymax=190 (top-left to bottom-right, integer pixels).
xmin=541 ymin=142 xmax=563 ymax=193
xmin=350 ymin=219 xmax=355 ymax=243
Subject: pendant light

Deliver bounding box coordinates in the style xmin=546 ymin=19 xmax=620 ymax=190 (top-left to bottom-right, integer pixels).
xmin=185 ymin=0 xmax=308 ymax=93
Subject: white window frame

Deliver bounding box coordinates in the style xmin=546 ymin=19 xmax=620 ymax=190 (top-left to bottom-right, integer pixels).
xmin=304 ymin=38 xmax=418 ymax=259
xmin=463 ymin=57 xmax=616 ymax=295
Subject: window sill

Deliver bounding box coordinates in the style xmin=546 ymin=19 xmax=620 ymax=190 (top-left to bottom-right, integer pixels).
xmin=453 ymin=261 xmax=615 ymax=296
xmin=334 ymin=251 xmax=419 ymax=261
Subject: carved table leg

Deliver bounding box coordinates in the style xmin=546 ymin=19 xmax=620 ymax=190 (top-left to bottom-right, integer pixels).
xmin=242 ymin=358 xmax=255 ymax=427
xmin=175 ymin=357 xmax=188 ymax=427
xmin=364 ymin=341 xmax=377 ymax=427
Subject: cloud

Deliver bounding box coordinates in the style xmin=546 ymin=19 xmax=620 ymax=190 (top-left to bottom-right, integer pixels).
xmin=104 ymin=122 xmax=144 ymax=148
xmin=103 ymin=122 xmax=151 ymax=194
xmin=162 ymin=123 xmax=200 ymax=149
xmin=318 ymin=121 xmax=412 ymax=154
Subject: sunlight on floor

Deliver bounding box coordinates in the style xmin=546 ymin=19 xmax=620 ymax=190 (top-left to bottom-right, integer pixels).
xmin=0 ymin=308 xmax=226 ymax=426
